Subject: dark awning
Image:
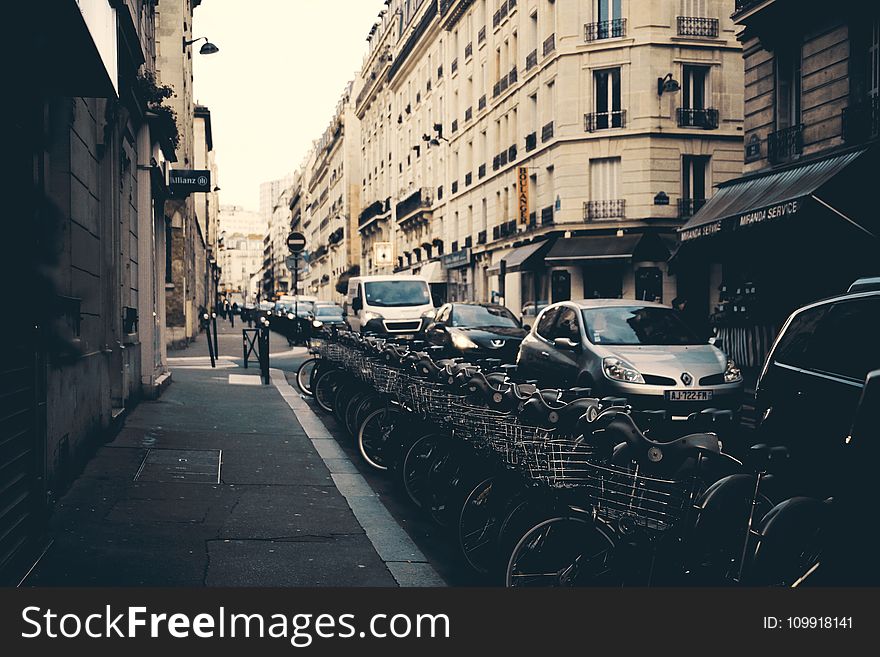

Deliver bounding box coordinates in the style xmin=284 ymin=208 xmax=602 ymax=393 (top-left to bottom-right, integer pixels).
xmin=487 ymin=239 xmax=554 ymax=274
xmin=545 ymin=233 xmax=672 ymax=264
xmin=679 ymin=149 xmax=870 ymax=243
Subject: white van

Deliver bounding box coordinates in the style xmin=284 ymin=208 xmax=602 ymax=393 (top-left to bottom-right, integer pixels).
xmin=344 ymin=275 xmax=436 ymax=335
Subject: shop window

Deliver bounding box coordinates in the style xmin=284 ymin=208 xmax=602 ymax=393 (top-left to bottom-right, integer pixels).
xmin=583 ymin=263 xmax=623 ymax=299
xmin=551 ymin=270 xmax=571 ymax=302
xmin=635 ymin=267 xmax=663 ymax=303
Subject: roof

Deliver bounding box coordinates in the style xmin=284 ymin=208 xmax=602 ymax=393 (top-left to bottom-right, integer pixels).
xmin=680 ymin=148 xmax=867 ymax=242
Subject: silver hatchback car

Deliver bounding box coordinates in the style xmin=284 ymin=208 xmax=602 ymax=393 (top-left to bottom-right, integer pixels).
xmin=516 ymin=299 xmax=743 ymax=416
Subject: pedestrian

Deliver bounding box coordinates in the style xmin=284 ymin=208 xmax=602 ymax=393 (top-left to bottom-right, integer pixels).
xmin=229 ymin=302 xmax=236 ymax=327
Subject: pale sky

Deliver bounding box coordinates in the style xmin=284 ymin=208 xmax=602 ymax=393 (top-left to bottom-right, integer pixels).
xmin=193 ymin=0 xmax=387 ymax=211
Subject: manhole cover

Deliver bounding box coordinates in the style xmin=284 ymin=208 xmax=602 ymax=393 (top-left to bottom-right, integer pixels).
xmin=134 ymin=449 xmax=222 ymax=484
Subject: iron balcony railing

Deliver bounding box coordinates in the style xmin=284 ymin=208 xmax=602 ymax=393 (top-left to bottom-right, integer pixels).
xmin=358 ymin=199 xmax=389 ymax=226
xmin=543 ymin=33 xmax=556 ymax=56
xmin=584 ymin=199 xmax=626 ymax=221
xmin=396 ymin=188 xmax=432 ymax=221
xmin=678 ymin=198 xmax=708 ymax=219
xmin=542 ymin=121 xmax=554 ymax=142
xmin=525 ymin=131 xmax=537 ymax=152
xmin=526 ymin=49 xmax=538 ymax=71
xmin=842 ymin=96 xmax=880 ymax=144
xmin=677 ymin=108 xmax=720 ymax=129
xmin=767 ymin=124 xmax=804 ymax=164
xmin=585 ymin=18 xmax=626 ymax=42
xmin=585 ymin=110 xmax=626 ymax=132
xmin=676 ymin=16 xmax=719 ymax=38
xmin=541 ymin=206 xmax=554 ymax=225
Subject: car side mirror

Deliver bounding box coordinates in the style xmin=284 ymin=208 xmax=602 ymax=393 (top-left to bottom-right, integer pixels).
xmin=553 ymin=337 xmax=579 ymax=350
xmin=848 ymin=369 xmax=880 ymax=447
xmin=352 ymin=297 xmax=363 ymax=312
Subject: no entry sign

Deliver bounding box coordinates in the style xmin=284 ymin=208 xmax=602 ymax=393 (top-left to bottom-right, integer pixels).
xmin=287 ymin=232 xmax=306 ymax=253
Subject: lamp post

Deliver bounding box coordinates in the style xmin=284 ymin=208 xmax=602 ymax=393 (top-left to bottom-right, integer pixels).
xmin=183 ymin=36 xmax=220 ymax=55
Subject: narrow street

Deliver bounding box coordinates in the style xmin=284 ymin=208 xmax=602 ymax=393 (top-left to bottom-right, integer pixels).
xmin=22 ymin=321 xmax=452 ymax=587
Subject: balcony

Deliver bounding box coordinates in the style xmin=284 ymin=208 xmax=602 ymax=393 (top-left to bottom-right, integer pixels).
xmin=678 ymin=198 xmax=708 ymax=219
xmin=525 ymin=132 xmax=537 ymax=152
xmin=541 ymin=206 xmax=554 ymax=225
xmin=585 ymin=110 xmax=626 ymax=132
xmin=493 ymin=75 xmax=509 ymax=98
xmin=677 ymin=16 xmax=719 ymax=38
xmin=526 ymin=49 xmax=538 ymax=72
xmin=543 ymin=33 xmax=556 ymax=56
xmin=358 ymin=198 xmax=390 ymax=227
xmin=677 ymin=108 xmax=719 ymax=129
xmin=584 ymin=18 xmax=626 ymax=42
xmin=541 ymin=121 xmax=554 ymax=142
xmin=396 ymin=188 xmax=433 ymax=223
xmin=767 ymin=124 xmax=804 ymax=164
xmin=842 ymin=96 xmax=880 ymax=144
xmin=584 ymin=199 xmax=626 ymax=221
xmin=509 ymin=65 xmax=518 ymax=85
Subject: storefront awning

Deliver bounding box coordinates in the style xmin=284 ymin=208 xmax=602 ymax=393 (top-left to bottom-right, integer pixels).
xmin=487 ymin=239 xmax=553 ymax=274
xmin=679 ymin=148 xmax=871 ymax=243
xmin=545 ymin=233 xmax=673 ymax=264
xmin=414 ymin=260 xmax=445 ymax=283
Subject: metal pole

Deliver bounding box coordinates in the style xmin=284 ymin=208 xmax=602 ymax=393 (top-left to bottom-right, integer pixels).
xmin=242 ymin=330 xmax=248 ymax=368
xmin=205 ymin=314 xmax=216 ymax=368
xmin=212 ymin=312 xmax=219 ymax=357
xmin=260 ymin=325 xmax=270 ymax=385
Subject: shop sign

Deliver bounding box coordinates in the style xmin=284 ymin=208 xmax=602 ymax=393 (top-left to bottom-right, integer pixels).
xmin=169 ymin=169 xmax=211 ymax=194
xmin=441 ymin=248 xmax=471 ymax=269
xmin=738 ymin=199 xmax=801 ymax=228
xmin=517 ymin=167 xmax=529 ymax=224
xmin=681 ymin=221 xmax=722 ymax=242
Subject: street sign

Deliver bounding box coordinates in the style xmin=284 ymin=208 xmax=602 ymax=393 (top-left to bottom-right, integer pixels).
xmin=284 ymin=255 xmax=298 ymax=271
xmin=169 ymin=169 xmax=211 ymax=195
xmin=287 ymin=231 xmax=306 ymax=253
xmin=374 ymin=242 xmax=393 ymax=265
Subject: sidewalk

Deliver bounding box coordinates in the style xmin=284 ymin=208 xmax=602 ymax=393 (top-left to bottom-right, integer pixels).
xmin=23 ymin=330 xmax=444 ymax=587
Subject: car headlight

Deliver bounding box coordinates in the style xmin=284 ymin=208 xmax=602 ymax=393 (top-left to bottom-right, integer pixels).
xmin=287 ymin=313 xmax=295 ymax=320
xmin=451 ymin=332 xmax=479 ymax=350
xmin=363 ymin=311 xmax=384 ymax=323
xmin=603 ymin=357 xmax=645 ymax=384
xmin=724 ymin=359 xmax=743 ymax=383
xmin=421 ymin=309 xmax=437 ymax=319
xmin=312 ymin=320 xmax=323 ymax=328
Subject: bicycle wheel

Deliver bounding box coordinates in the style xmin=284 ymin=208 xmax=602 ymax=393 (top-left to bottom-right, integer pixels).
xmin=426 ymin=444 xmax=468 ymax=528
xmin=458 ymin=475 xmax=507 ymax=575
xmin=333 ymin=380 xmax=360 ymax=425
xmin=346 ymin=391 xmax=380 ymax=437
xmin=401 ymin=433 xmax=447 ymax=509
xmin=296 ymin=358 xmax=318 ymax=396
xmin=314 ymin=369 xmax=343 ymax=414
xmin=357 ymin=406 xmax=404 ymax=471
xmin=505 ymin=516 xmax=616 ymax=587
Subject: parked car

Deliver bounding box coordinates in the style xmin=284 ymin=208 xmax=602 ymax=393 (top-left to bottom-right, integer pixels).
xmin=424 ymin=302 xmax=528 ymax=361
xmin=520 ymin=300 xmax=549 ymax=326
xmin=516 ymin=299 xmax=744 ymax=415
xmin=312 ymin=303 xmax=346 ymax=328
xmin=343 ymin=275 xmax=435 ymax=335
xmin=755 ymin=284 xmax=880 ymax=495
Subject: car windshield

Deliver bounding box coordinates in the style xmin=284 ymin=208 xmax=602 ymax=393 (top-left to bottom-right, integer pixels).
xmin=451 ymin=305 xmax=519 ymax=328
xmin=315 ymin=305 xmax=343 ymax=318
xmin=363 ymin=281 xmax=431 ymax=307
xmin=581 ymin=306 xmax=699 ymax=346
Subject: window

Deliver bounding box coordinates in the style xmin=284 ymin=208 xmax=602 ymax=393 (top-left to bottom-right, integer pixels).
xmin=593 ymin=67 xmax=622 ymax=128
xmin=682 ymin=65 xmax=709 ymax=110
xmin=597 ymin=0 xmax=622 ymax=23
xmin=552 ymin=307 xmax=581 ymax=342
xmin=682 ymin=155 xmax=709 ymax=201
xmin=590 ymin=157 xmax=620 ymax=201
xmin=776 ymin=44 xmax=802 ymax=129
xmin=582 ymin=307 xmax=699 ymax=346
xmin=536 ymin=306 xmax=560 ymax=339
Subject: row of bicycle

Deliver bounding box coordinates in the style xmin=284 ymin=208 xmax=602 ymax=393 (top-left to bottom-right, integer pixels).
xmin=294 ymin=329 xmax=829 ymax=587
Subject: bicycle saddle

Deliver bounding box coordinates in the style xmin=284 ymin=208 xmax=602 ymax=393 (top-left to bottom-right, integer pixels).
xmin=598 ymin=413 xmax=722 ymax=474
xmin=519 ymin=392 xmax=602 ymax=430
xmin=465 ymin=371 xmax=513 ymax=408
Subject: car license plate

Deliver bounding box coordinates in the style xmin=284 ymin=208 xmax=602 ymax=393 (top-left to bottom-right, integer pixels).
xmin=665 ymin=390 xmax=713 ymax=401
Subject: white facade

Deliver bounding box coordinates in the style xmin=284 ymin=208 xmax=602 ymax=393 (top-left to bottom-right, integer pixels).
xmin=218 ymin=205 xmax=267 ymax=301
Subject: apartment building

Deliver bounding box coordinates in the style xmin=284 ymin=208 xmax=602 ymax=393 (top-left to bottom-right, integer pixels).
xmin=218 ymin=205 xmax=266 ymax=301
xmin=678 ymin=0 xmax=879 ymax=371
xmin=258 ymin=175 xmax=294 ymax=299
xmin=355 ymin=0 xmax=743 ymax=314
xmin=193 ymin=104 xmax=221 ymax=313
xmin=303 ymin=84 xmax=363 ymax=303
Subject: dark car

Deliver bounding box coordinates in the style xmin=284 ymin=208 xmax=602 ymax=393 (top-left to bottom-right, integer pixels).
xmin=312 ymin=303 xmax=345 ymax=328
xmin=423 ymin=302 xmax=528 ymax=361
xmin=755 ymin=285 xmax=880 ymax=495
xmin=516 ymin=300 xmax=743 ymax=415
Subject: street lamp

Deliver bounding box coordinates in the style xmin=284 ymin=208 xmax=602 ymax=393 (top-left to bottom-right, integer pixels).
xmin=657 ymin=73 xmax=680 ymax=96
xmin=183 ymin=36 xmax=220 ymax=55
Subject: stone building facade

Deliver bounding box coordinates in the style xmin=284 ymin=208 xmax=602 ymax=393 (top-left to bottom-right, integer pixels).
xmin=355 ymin=0 xmax=744 ymax=315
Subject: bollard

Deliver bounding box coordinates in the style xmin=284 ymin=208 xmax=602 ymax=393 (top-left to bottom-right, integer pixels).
xmin=259 ymin=324 xmax=270 ymax=385
xmin=242 ymin=328 xmax=259 ymax=369
xmin=204 ymin=312 xmax=216 ymax=368
xmin=212 ymin=312 xmax=219 ymax=357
